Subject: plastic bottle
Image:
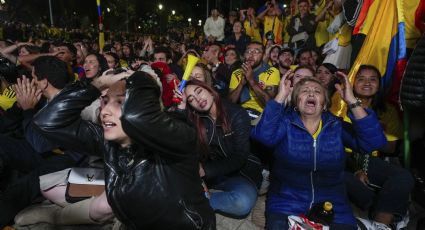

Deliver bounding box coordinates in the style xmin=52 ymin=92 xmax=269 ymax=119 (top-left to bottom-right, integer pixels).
xmin=307 ymin=201 xmax=334 ymax=225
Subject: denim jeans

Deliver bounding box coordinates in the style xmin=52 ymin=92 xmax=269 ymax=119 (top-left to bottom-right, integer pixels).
xmin=209 ymin=176 xmax=258 ymax=217
xmin=266 ymin=212 xmax=357 ymax=230
xmin=345 ymin=157 xmax=414 ymax=221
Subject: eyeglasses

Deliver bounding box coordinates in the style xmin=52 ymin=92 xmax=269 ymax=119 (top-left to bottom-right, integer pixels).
xmin=245 ymin=49 xmax=263 ymax=55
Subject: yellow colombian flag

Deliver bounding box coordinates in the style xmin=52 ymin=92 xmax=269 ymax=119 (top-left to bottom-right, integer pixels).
xmin=330 ymin=0 xmax=399 ymax=117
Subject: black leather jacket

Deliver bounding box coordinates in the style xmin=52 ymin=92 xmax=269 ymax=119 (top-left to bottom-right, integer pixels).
xmin=33 ymin=73 xmax=215 ymax=230
xmin=202 ymin=100 xmax=262 ymax=188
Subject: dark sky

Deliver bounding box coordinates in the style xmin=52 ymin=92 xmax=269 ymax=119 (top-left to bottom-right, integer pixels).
xmin=8 ymin=0 xmax=268 ymax=29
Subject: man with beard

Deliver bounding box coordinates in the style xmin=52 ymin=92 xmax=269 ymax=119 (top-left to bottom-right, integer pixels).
xmin=277 ymin=48 xmax=295 ymax=77
xmin=228 ymin=42 xmax=280 ymax=120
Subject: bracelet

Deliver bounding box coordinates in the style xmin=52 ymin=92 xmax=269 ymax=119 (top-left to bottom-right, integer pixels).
xmin=348 ymin=98 xmax=362 ymax=109
xmin=362 ymin=154 xmax=369 ymax=175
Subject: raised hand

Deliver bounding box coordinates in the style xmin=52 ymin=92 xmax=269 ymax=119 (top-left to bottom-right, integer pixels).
xmin=334 ymin=71 xmax=357 ymax=105
xmin=275 ymin=70 xmax=294 ymax=104
xmin=173 ymin=81 xmax=187 ymax=110
xmin=91 ymin=68 xmax=134 ymax=91
xmin=13 ymin=76 xmax=42 ymax=110
xmin=241 ymin=62 xmax=254 ymax=84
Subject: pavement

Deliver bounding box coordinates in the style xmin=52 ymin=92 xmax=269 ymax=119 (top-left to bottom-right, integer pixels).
xmin=6 ymin=195 xmax=425 ymax=230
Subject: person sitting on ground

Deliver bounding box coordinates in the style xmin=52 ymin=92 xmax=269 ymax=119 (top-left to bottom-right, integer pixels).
xmin=276 ymin=48 xmax=295 ymax=77
xmin=251 ymin=72 xmax=387 ymax=230
xmin=343 ymin=65 xmax=414 ymax=230
xmin=228 ymin=42 xmax=280 ymax=121
xmin=30 ymin=70 xmax=216 ymax=229
xmin=175 ymin=79 xmax=262 ymax=218
xmin=225 ymin=20 xmax=251 ymax=56
xmin=315 ymin=62 xmax=338 ymax=97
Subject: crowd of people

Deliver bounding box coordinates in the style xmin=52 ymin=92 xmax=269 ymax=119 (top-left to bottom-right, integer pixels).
xmin=0 ymin=0 xmax=421 ymax=229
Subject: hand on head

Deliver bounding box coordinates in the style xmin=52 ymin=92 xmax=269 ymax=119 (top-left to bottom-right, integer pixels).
xmin=91 ymin=68 xmax=134 ymax=91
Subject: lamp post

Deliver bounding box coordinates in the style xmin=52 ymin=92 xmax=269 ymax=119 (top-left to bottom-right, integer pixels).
xmin=48 ymin=0 xmax=54 ymax=26
xmin=158 ymin=4 xmax=163 ymax=35
xmin=188 ymin=17 xmax=192 ymax=26
xmin=172 ymin=10 xmax=175 ymax=15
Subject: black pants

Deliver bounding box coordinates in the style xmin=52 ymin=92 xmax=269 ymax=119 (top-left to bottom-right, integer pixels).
xmin=345 ymin=157 xmax=414 ymax=221
xmin=0 ymin=154 xmax=77 ymax=227
xmin=0 ymin=134 xmax=44 ymax=176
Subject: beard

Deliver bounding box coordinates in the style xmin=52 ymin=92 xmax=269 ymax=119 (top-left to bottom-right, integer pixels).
xmin=279 ymin=60 xmax=291 ymax=69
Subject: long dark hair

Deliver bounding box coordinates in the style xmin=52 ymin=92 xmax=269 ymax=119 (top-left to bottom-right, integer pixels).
xmin=185 ymin=80 xmax=231 ymax=160
xmin=355 ymin=65 xmax=386 ymax=114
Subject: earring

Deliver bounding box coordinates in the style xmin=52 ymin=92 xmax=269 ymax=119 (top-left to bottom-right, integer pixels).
xmin=323 ymin=107 xmax=327 ymax=112
xmin=293 ymin=107 xmax=298 ymax=111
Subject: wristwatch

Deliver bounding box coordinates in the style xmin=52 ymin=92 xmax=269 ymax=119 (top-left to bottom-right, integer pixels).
xmin=348 ymin=98 xmax=362 ymax=109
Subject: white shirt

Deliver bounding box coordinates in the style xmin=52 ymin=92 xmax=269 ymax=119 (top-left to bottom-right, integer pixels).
xmin=203 ymin=16 xmax=225 ymax=41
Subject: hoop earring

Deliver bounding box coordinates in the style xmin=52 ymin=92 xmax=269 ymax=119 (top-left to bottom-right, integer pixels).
xmin=323 ymin=107 xmax=327 ymax=112
xmin=293 ymin=107 xmax=298 ymax=111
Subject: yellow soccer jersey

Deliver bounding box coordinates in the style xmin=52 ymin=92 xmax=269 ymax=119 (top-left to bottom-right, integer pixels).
xmin=244 ymin=20 xmax=262 ymax=43
xmin=229 ymin=66 xmax=280 ymax=112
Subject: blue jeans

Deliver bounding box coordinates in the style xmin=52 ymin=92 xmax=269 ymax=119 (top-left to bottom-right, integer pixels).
xmin=266 ymin=212 xmax=357 ymax=230
xmin=209 ymin=176 xmax=258 ymax=217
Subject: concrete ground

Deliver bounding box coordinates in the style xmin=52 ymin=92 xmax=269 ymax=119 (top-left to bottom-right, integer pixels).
xmin=9 ymin=197 xmax=425 ymax=230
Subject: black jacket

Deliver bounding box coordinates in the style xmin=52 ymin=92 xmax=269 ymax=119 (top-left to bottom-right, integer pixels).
xmin=201 ymin=100 xmax=262 ymax=188
xmin=33 ymin=73 xmax=215 ymax=230
xmin=401 ymin=34 xmax=425 ymax=111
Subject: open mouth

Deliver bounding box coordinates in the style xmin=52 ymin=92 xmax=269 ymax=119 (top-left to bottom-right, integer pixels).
xmin=306 ymin=98 xmax=317 ymax=107
xmin=103 ymin=121 xmax=116 ymax=129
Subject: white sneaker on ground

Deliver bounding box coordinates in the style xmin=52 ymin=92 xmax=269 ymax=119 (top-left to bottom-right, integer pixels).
xmin=357 ymin=218 xmax=392 ymax=230
xmin=258 ymin=169 xmax=269 ymax=195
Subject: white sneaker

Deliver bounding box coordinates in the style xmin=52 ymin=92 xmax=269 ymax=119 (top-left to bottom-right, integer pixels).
xmin=357 ymin=218 xmax=392 ymax=230
xmin=372 ymin=221 xmax=392 ymax=230
xmin=395 ymin=212 xmax=409 ymax=230
xmin=258 ymin=169 xmax=270 ymax=195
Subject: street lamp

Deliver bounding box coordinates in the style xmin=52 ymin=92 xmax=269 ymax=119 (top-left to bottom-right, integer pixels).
xmin=198 ymin=20 xmax=202 ymax=26
xmin=172 ymin=10 xmax=175 ymax=15
xmin=283 ymin=4 xmax=288 ymax=8
xmin=158 ymin=4 xmax=163 ymax=35
xmin=107 ymin=7 xmax=111 ymax=13
xmin=188 ymin=18 xmax=192 ymax=26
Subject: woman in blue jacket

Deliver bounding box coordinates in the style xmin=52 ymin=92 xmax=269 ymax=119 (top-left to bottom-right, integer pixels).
xmin=251 ymin=71 xmax=387 ymax=230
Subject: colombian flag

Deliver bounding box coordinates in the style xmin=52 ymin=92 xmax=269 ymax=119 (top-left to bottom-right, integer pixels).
xmin=96 ymin=0 xmax=105 ymax=51
xmin=331 ymin=0 xmax=424 ymax=117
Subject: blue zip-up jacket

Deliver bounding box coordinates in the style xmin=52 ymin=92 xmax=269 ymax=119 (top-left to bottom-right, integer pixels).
xmin=251 ymin=100 xmax=387 ymax=227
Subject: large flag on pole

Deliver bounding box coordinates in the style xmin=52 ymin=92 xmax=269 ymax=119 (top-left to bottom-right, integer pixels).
xmin=96 ymin=0 xmax=105 ymax=51
xmin=330 ymin=0 xmax=423 ymax=117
